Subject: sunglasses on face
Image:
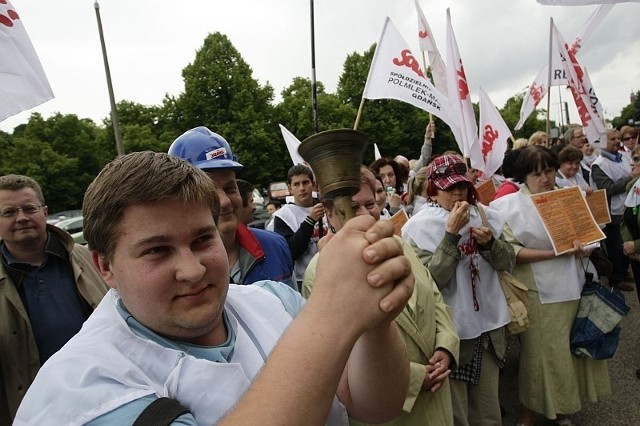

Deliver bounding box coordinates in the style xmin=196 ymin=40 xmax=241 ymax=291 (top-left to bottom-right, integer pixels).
xmin=633 ymin=156 xmax=640 ymax=163
xmin=432 ymin=162 xmax=467 ymax=178
xmin=623 ymin=136 xmax=636 ymax=142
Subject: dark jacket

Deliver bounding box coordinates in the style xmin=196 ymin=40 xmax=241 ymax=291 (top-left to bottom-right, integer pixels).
xmin=0 ymin=225 xmax=108 ymax=424
xmin=237 ymin=224 xmax=295 ymax=289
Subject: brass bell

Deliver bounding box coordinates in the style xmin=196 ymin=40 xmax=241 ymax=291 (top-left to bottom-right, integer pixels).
xmin=298 ymin=129 xmax=369 ymax=223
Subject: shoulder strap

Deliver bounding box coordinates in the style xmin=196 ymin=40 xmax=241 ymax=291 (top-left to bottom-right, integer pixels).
xmin=133 ymin=397 xmax=190 ymax=426
xmin=476 ymin=203 xmax=489 ymax=228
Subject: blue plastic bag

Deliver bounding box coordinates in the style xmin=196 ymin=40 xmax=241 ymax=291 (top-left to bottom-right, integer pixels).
xmin=570 ymin=273 xmax=630 ymax=360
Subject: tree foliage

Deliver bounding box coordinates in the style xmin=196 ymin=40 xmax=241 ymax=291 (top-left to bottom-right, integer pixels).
xmin=611 ymin=91 xmax=640 ymax=129
xmin=3 ymin=30 xmax=593 ymax=211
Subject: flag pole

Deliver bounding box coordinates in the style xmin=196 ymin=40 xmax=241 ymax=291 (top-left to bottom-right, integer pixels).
xmin=94 ymin=1 xmax=125 ymax=156
xmin=353 ymin=96 xmax=365 ymax=130
xmin=421 ymin=51 xmax=435 ymax=138
xmin=545 ymin=18 xmax=553 ymax=141
xmin=309 ymin=0 xmax=319 ymax=134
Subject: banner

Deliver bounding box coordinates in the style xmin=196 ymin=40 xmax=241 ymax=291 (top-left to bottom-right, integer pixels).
xmin=551 ymin=21 xmax=606 ymax=144
xmin=374 ymin=143 xmax=382 ymax=160
xmin=278 ymin=124 xmax=306 ymax=166
xmin=478 ymin=87 xmax=512 ymax=178
xmin=537 ymin=0 xmax=638 ymax=5
xmin=0 ymin=1 xmax=54 ymax=122
xmin=515 ymin=4 xmax=613 ymax=129
xmin=362 ymin=17 xmax=458 ymax=131
xmin=445 ymin=9 xmax=483 ymax=172
xmin=414 ymin=0 xmax=447 ymax=95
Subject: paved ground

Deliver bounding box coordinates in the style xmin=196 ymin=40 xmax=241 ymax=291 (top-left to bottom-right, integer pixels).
xmin=499 ymin=290 xmax=640 ymax=426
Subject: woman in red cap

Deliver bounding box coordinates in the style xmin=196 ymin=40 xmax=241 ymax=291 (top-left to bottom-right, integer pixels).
xmin=402 ymin=154 xmax=514 ymax=426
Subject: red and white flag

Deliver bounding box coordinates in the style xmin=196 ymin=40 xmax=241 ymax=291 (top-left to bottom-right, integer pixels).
xmin=0 ymin=0 xmax=53 ymax=122
xmin=551 ymin=21 xmax=606 ymax=145
xmin=362 ymin=17 xmax=458 ymax=131
xmin=537 ymin=0 xmax=638 ymax=5
xmin=279 ymin=124 xmax=306 ymax=166
xmin=478 ymin=87 xmax=512 ymax=178
xmin=414 ymin=0 xmax=447 ymax=95
xmin=515 ymin=3 xmax=613 ymax=129
xmin=445 ymin=9 xmax=483 ymax=172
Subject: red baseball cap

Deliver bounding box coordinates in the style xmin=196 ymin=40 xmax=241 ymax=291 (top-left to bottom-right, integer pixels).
xmin=426 ymin=155 xmax=470 ymax=190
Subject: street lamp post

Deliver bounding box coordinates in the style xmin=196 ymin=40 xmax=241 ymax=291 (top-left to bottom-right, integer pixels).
xmin=94 ymin=1 xmax=125 ymax=156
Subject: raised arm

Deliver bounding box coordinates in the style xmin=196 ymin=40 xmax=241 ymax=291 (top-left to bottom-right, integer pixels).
xmin=219 ymin=217 xmax=413 ymax=426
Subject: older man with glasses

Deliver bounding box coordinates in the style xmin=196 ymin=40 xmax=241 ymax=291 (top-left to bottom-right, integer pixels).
xmin=0 ymin=175 xmax=108 ymax=425
xmin=564 ymin=126 xmax=586 ymax=149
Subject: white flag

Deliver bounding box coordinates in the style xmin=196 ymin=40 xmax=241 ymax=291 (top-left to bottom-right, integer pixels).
xmin=478 ymin=87 xmax=512 ymax=178
xmin=0 ymin=1 xmax=53 ymax=122
xmin=445 ymin=9 xmax=483 ymax=172
xmin=374 ymin=143 xmax=382 ymax=160
xmin=362 ymin=17 xmax=458 ymax=131
xmin=538 ymin=0 xmax=638 ymax=5
xmin=414 ymin=0 xmax=447 ymax=95
xmin=515 ymin=4 xmax=613 ymax=130
xmin=551 ymin=21 xmax=606 ymax=144
xmin=278 ymin=124 xmax=306 ymax=166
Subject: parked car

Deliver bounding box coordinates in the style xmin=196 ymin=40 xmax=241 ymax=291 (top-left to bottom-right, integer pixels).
xmin=252 ymin=188 xmax=265 ymax=211
xmin=268 ymin=181 xmax=290 ymax=201
xmin=47 ymin=209 xmax=82 ymax=225
xmin=54 ymin=216 xmax=83 ymax=235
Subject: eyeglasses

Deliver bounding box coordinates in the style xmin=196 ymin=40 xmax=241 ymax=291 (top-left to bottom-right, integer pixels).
xmin=572 ymin=134 xmax=585 ymax=139
xmin=0 ymin=204 xmax=45 ymax=218
xmin=432 ymin=162 xmax=467 ymax=178
xmin=623 ymin=137 xmax=637 ymax=142
xmin=633 ymin=156 xmax=640 ymax=163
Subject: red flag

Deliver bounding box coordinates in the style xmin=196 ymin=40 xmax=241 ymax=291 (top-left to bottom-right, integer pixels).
xmin=445 ymin=9 xmax=483 ymax=172
xmin=414 ymin=0 xmax=447 ymax=95
xmin=515 ymin=4 xmax=613 ymax=130
xmin=0 ymin=0 xmax=53 ymax=122
xmin=479 ymin=87 xmax=512 ymax=178
xmin=551 ymin=21 xmax=606 ymax=143
xmin=551 ymin=20 xmax=606 ymax=144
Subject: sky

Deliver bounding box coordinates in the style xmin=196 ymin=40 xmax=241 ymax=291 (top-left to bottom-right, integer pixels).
xmin=2 ymin=0 xmax=639 ymax=133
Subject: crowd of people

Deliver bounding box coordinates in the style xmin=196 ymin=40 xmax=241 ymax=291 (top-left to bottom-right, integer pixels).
xmin=0 ymin=121 xmax=638 ymax=425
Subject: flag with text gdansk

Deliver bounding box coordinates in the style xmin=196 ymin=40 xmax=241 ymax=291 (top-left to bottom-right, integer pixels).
xmin=478 ymin=87 xmax=512 ymax=178
xmin=362 ymin=17 xmax=458 ymax=131
xmin=0 ymin=1 xmax=53 ymax=122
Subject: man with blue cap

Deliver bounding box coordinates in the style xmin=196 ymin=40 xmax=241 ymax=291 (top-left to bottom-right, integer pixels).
xmin=168 ymin=127 xmax=296 ymax=290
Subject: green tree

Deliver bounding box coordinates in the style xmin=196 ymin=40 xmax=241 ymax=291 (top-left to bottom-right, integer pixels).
xmin=611 ymin=91 xmax=640 ymax=129
xmin=499 ymin=93 xmax=550 ymax=141
xmin=275 ymin=77 xmax=356 ymax=140
xmin=177 ymin=32 xmax=282 ymax=187
xmin=0 ymin=113 xmax=112 ymax=212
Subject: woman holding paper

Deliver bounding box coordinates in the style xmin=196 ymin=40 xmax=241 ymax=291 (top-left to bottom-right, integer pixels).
xmin=402 ymin=154 xmax=513 ymax=426
xmin=490 ymin=146 xmax=610 ymax=426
